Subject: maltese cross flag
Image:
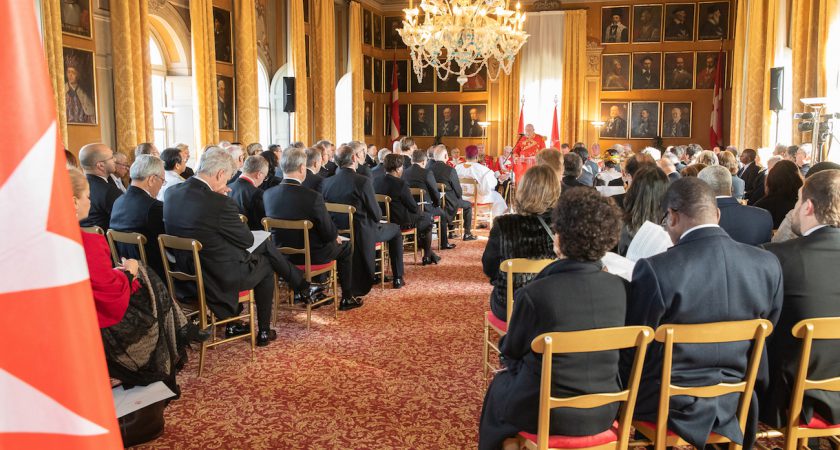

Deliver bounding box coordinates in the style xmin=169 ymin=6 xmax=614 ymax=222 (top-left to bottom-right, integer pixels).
xmin=0 ymin=2 xmax=121 ymax=449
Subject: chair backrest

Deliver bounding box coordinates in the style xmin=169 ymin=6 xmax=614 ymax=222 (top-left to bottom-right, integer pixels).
xmin=653 ymin=319 xmax=774 ymax=445
xmin=788 ymin=317 xmax=840 ymax=430
xmin=409 ymin=187 xmax=426 ymax=213
xmin=157 ymin=234 xmax=208 ymax=326
xmin=376 ymin=194 xmax=392 ymax=222
xmin=81 ymin=225 xmax=104 ymax=236
xmin=436 ymin=183 xmax=447 ymax=209
xmin=530 ymin=326 xmax=655 ymax=450
xmin=261 ymin=217 xmax=314 ymax=274
xmin=238 ymin=214 xmax=248 ymax=225
xmin=459 ymin=176 xmax=479 ymax=206
xmin=325 ymin=202 xmax=356 ymax=252
xmin=106 ymin=229 xmax=148 ymax=267
xmin=499 ymin=258 xmax=555 ymax=323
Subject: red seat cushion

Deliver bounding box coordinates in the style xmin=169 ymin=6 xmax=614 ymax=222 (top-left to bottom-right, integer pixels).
xmin=518 ymin=421 xmax=619 ymax=449
xmin=636 ymin=421 xmax=725 ymax=439
xmin=433 ymin=216 xmax=440 ymax=220
xmin=238 ymin=290 xmax=250 ymax=297
xmin=295 ymin=261 xmax=335 ymax=271
xmin=375 ymin=242 xmax=383 ymax=249
xmin=401 ymin=228 xmax=416 ymax=234
xmin=802 ymin=414 xmax=840 ymax=429
xmin=486 ymin=311 xmax=507 ymax=332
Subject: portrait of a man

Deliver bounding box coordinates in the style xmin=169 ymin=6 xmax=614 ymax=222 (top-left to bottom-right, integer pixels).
xmin=364 ymin=102 xmax=373 ymax=136
xmin=384 ymin=17 xmax=406 ymax=49
xmin=698 ymin=2 xmax=729 ymax=40
xmin=461 ymin=105 xmax=487 ymax=137
xmin=632 ymin=53 xmax=662 ymax=90
xmin=462 ymin=64 xmax=487 ymax=92
xmin=373 ymin=14 xmax=383 ymax=48
xmin=363 ymin=9 xmax=372 ymax=46
xmin=213 ymin=7 xmax=232 ymax=63
xmin=217 ymin=75 xmax=234 ymax=130
xmin=410 ymin=104 xmax=434 ymax=136
xmin=664 ymin=4 xmax=695 ymax=41
xmin=364 ymin=55 xmax=373 ymax=91
xmin=436 ymin=104 xmax=461 ymax=137
xmin=61 ymin=0 xmax=92 ymax=38
xmin=633 ymin=5 xmax=662 ymax=43
xmin=630 ymin=102 xmax=660 ymax=139
xmin=662 ymin=102 xmax=692 ymax=138
xmin=601 ymin=54 xmax=631 ymax=91
xmin=696 ymin=52 xmax=726 ymax=89
xmin=384 ymin=60 xmax=408 ymax=92
xmin=602 ymin=7 xmax=630 ymax=43
xmin=384 ymin=104 xmax=408 ymax=136
xmin=374 ymin=59 xmax=383 ymax=93
xmin=63 ymin=47 xmax=97 ymax=124
xmin=664 ymin=52 xmax=694 ymax=90
xmin=600 ymin=102 xmax=629 ymax=139
xmin=410 ymin=66 xmax=434 ymax=93
xmin=437 ymin=62 xmax=462 ymax=92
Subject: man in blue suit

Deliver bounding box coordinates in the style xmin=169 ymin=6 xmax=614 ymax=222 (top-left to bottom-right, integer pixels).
xmin=698 ymin=165 xmax=773 ymax=245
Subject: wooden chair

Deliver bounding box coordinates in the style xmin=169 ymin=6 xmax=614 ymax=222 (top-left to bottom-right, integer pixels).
xmin=81 ymin=225 xmax=104 ymax=235
xmin=326 ymin=202 xmax=386 ymax=289
xmin=484 ymin=258 xmax=555 ymax=384
xmin=519 ymin=326 xmax=655 ymax=450
xmin=437 ymin=182 xmax=464 ymax=238
xmin=157 ymin=234 xmax=257 ymax=377
xmin=376 ymin=194 xmax=418 ymax=264
xmin=410 ymin=187 xmax=442 ymax=251
xmin=459 ymin=176 xmax=494 ymax=230
xmin=633 ymin=319 xmax=774 ymax=450
xmin=105 ymin=229 xmax=147 ymax=267
xmin=261 ymin=218 xmax=339 ymax=329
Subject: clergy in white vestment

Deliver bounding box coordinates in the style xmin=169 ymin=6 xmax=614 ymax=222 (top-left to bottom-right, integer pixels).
xmin=455 ymin=145 xmax=508 ymax=217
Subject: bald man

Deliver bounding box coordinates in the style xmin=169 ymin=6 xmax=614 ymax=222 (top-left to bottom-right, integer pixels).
xmin=78 ymin=143 xmax=124 ymax=230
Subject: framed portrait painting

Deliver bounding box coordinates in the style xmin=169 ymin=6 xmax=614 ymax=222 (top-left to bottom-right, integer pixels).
xmin=384 ymin=60 xmax=408 ymax=92
xmin=695 ymin=51 xmax=727 ymax=89
xmin=697 ymin=2 xmax=730 ymax=41
xmin=630 ymin=101 xmax=660 ymax=139
xmin=363 ymin=9 xmax=372 ymax=46
xmin=600 ymin=102 xmax=629 ymax=139
xmin=384 ymin=17 xmax=406 ymax=49
xmin=632 ymin=4 xmax=663 ymax=43
xmin=462 ymin=64 xmax=487 ymax=92
xmin=410 ymin=65 xmax=434 ymax=93
xmin=601 ymin=54 xmax=631 ymax=91
xmin=410 ymin=104 xmax=435 ymax=137
xmin=373 ymin=58 xmax=383 ymax=93
xmin=373 ymin=14 xmax=383 ymax=48
xmin=216 ymin=75 xmax=234 ymax=130
xmin=601 ymin=6 xmax=630 ymax=44
xmin=461 ymin=104 xmax=487 ymax=138
xmin=61 ymin=0 xmax=92 ymax=38
xmin=213 ymin=7 xmax=233 ymax=63
xmin=436 ymin=104 xmax=461 ymax=137
xmin=663 ymin=3 xmax=695 ymax=42
xmin=63 ymin=46 xmax=97 ymax=125
xmin=384 ymin=104 xmax=408 ymax=136
xmin=662 ymin=102 xmax=692 ymax=138
xmin=364 ymin=55 xmax=372 ymax=91
xmin=663 ymin=52 xmax=695 ymax=90
xmin=364 ymin=102 xmax=373 ymax=136
xmin=631 ymin=52 xmax=662 ymax=90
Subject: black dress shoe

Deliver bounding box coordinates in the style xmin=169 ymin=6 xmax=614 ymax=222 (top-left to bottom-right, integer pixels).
xmin=225 ymin=322 xmax=250 ymax=338
xmin=422 ymin=256 xmax=434 ymax=266
xmin=339 ymin=296 xmax=364 ymax=311
xmin=294 ymin=284 xmax=327 ymax=304
xmin=430 ymin=252 xmax=441 ymax=264
xmin=392 ymin=277 xmax=405 ymax=289
xmin=373 ymin=274 xmax=393 ymax=283
xmin=441 ymin=243 xmax=457 ymax=250
xmin=256 ymin=329 xmax=277 ymax=347
xmin=463 ymin=233 xmax=478 ymax=241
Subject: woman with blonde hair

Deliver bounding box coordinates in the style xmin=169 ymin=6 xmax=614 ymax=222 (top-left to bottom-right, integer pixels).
xmin=535 ymin=148 xmax=563 ymax=184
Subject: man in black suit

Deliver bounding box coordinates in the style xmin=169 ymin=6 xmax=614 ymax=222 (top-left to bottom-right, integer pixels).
xmin=602 ymin=105 xmax=627 ymax=138
xmin=658 ymin=153 xmax=682 ymax=182
xmin=322 ymin=144 xmax=405 ymax=292
xmin=78 ymin=143 xmax=123 ymax=230
xmin=698 ymin=165 xmax=773 ymax=246
xmin=761 ymin=170 xmax=840 ymax=429
xmin=662 ymin=106 xmax=690 ymax=137
xmin=164 ymin=148 xmax=317 ymax=346
xmin=227 ymin=155 xmax=268 ymax=231
xmin=316 ymin=140 xmax=338 ymax=178
xmin=371 ymin=148 xmax=390 ymax=180
xmin=399 ymin=137 xmax=417 ymax=169
xmin=738 ymin=148 xmax=761 ymax=200
xmin=264 ymin=148 xmax=360 ymax=310
xmin=364 ymin=144 xmax=377 ymax=169
xmin=349 ymin=141 xmax=373 ymax=178
xmin=374 ymin=154 xmax=439 ymax=265
xmin=403 ymin=149 xmax=455 ymax=249
xmin=430 ymin=146 xmax=476 ymax=240
xmin=624 ymin=177 xmax=782 ymax=449
xmin=633 ymin=55 xmax=660 ymax=90
xmin=109 ymin=155 xmax=167 ymax=278
xmin=302 ymin=146 xmax=325 ymax=192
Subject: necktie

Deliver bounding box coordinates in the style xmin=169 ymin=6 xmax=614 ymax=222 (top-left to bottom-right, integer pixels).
xmin=671 ymin=123 xmax=677 ymax=135
xmin=107 ymin=176 xmax=118 ymax=188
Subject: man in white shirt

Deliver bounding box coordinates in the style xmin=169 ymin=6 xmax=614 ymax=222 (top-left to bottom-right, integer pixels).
xmin=158 ymin=147 xmax=186 ymax=201
xmin=454 ymin=145 xmax=507 ymax=218
xmin=111 ymin=152 xmax=129 ymax=193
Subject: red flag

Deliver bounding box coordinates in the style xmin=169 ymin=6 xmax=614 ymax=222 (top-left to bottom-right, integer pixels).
xmin=517 ymin=102 xmax=525 ymax=135
xmin=389 ymin=56 xmax=400 ymax=142
xmin=550 ymin=104 xmax=560 ymax=148
xmin=0 ymin=2 xmax=122 ymax=448
xmin=709 ymin=47 xmax=724 ymax=147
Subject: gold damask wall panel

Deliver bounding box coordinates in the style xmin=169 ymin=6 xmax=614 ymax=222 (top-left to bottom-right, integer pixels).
xmin=40 ymin=0 xmax=68 ymax=148
xmin=234 ymin=0 xmax=259 ymax=145
xmin=290 ymin=0 xmax=309 ymax=142
xmin=560 ymin=10 xmax=587 ymax=145
xmin=350 ymin=2 xmax=364 ymax=141
xmin=312 ymin=0 xmax=337 ymax=142
xmin=192 ymin=0 xmax=219 ymax=148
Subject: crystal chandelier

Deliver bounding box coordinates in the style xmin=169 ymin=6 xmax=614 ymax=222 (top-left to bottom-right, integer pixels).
xmin=398 ymin=0 xmax=528 ymax=86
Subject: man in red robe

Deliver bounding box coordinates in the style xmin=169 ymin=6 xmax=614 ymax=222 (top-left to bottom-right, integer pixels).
xmin=512 ymin=124 xmax=546 ymax=158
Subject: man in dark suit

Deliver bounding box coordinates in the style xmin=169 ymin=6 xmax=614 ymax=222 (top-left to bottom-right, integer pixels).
xmin=364 ymin=144 xmax=378 ymax=169
xmin=350 ymin=141 xmax=373 ymax=178
xmin=315 ymin=140 xmax=337 ymax=178
xmin=399 ymin=137 xmax=416 ymax=169
xmin=738 ymin=148 xmax=761 ymax=200
xmin=109 ymin=155 xmax=167 ymax=278
xmin=263 ymin=148 xmax=359 ymax=310
xmin=698 ymin=165 xmax=773 ymax=246
xmin=164 ymin=148 xmax=316 ymax=346
xmin=662 ymin=106 xmax=690 ymax=137
xmin=302 ymin=146 xmax=325 ymax=192
xmin=371 ymin=148 xmax=390 ymax=180
xmin=761 ymin=170 xmax=840 ymax=429
xmin=430 ymin=146 xmax=476 ymax=240
xmin=658 ymin=153 xmax=682 ymax=182
xmin=374 ymin=154 xmax=439 ymax=265
xmin=78 ymin=143 xmax=123 ymax=230
xmin=227 ymin=155 xmax=268 ymax=231
xmin=624 ymin=177 xmax=783 ymax=449
xmin=322 ymin=144 xmax=405 ymax=292
xmin=602 ymin=105 xmax=627 ymax=138
xmin=633 ymin=55 xmax=660 ymax=90
xmin=403 ymin=149 xmax=455 ymax=249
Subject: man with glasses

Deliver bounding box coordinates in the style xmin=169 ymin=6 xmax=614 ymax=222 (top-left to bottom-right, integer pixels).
xmin=111 ymin=152 xmax=129 ymax=193
xmin=158 ymin=148 xmax=185 ymax=201
xmin=78 ymin=143 xmax=123 ymax=230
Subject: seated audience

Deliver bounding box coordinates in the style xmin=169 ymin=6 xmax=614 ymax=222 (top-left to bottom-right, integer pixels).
xmin=754 ymin=159 xmax=803 ymax=228
xmin=595 ymin=148 xmax=624 ymax=186
xmin=176 ymin=143 xmax=194 ymax=179
xmin=719 ymin=150 xmax=745 ymax=199
xmin=317 ymin=140 xmax=338 ymax=178
xmin=350 ymin=141 xmax=374 ymax=177
xmin=495 ymin=145 xmax=514 ymax=191
xmin=609 ymin=153 xmax=656 ymax=208
xmin=430 ymin=146 xmax=476 ymax=240
xmin=698 ymin=165 xmax=772 ymax=246
xmin=225 ymin=144 xmax=245 ymax=183
xmin=323 ymin=144 xmax=406 ymax=292
xmin=374 ymin=154 xmax=440 ymax=265
xmin=303 ymin=146 xmax=325 ymax=192
xmin=399 ymin=137 xmax=418 ymax=169
xmin=111 ymin=152 xmax=129 ymax=193
xmin=788 ymin=144 xmax=811 ymax=177
xmin=258 ymin=150 xmax=282 ymax=190
xmin=158 ymin=147 xmax=186 ymax=201
xmin=245 ymin=142 xmax=263 ymax=157
xmin=78 ymin=143 xmax=123 ymax=230
xmin=479 ymin=187 xmax=626 ymax=450
xmin=670 ymin=145 xmax=688 ymax=170
xmin=371 ymin=148 xmax=390 ymax=179
xmin=110 ymin=155 xmax=168 ymax=278
xmin=455 ymin=145 xmax=508 ymax=218
xmin=135 ymin=142 xmax=159 ymax=158
xmin=561 ymin=153 xmax=589 ymax=192
xmin=658 ymin=152 xmax=682 ymax=182
xmin=267 ymin=144 xmax=283 ymax=177
xmin=365 ymin=144 xmax=378 ymax=168
xmin=404 ymin=149 xmax=455 ymax=250
xmin=573 ymin=145 xmax=599 ymax=186
xmin=696 ymin=150 xmax=719 ymax=166
xmin=482 ymin=165 xmax=559 ymax=322
xmin=679 ymin=163 xmax=707 ymax=178
xmin=761 ymin=169 xmax=840 ymax=429
xmin=685 ymin=143 xmax=702 ymax=164
xmin=738 ymin=148 xmax=761 ymax=199
xmin=624 ymin=177 xmax=782 ymax=449
xmin=227 ymin=155 xmax=268 ymax=230
xmin=535 ymin=148 xmax=563 ymax=184
xmin=772 ymin=162 xmax=840 ymax=242
xmin=618 ymin=166 xmax=669 ymax=255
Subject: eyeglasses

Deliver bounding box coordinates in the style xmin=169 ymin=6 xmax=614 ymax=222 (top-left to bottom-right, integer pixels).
xmin=153 ymin=174 xmax=167 ymax=186
xmin=116 ymin=162 xmax=130 ymax=168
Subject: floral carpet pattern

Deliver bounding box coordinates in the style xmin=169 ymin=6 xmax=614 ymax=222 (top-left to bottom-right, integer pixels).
xmin=135 ymin=236 xmax=492 ymax=449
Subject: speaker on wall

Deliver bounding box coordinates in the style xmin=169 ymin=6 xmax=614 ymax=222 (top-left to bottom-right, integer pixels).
xmin=283 ymin=77 xmax=296 ymax=113
xmin=769 ymin=67 xmax=784 ymax=112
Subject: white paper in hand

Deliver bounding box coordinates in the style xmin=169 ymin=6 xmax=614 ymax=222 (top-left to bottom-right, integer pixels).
xmin=601 ymin=252 xmax=636 ymax=281
xmin=626 ymin=221 xmax=672 ymax=262
xmin=247 ymin=230 xmax=271 ymax=253
xmin=112 ymin=381 xmax=176 ymax=418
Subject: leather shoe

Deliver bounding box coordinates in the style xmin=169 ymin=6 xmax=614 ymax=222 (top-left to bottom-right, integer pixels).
xmin=256 ymin=329 xmax=277 ymax=347
xmin=463 ymin=233 xmax=478 ymax=241
xmin=392 ymin=277 xmax=405 ymax=289
xmin=422 ymin=256 xmax=434 ymax=266
xmin=225 ymin=322 xmax=250 ymax=338
xmin=339 ymin=296 xmax=364 ymax=311
xmin=430 ymin=252 xmax=441 ymax=264
xmin=373 ymin=274 xmax=392 ymax=283
xmin=294 ymin=284 xmax=327 ymax=304
xmin=441 ymin=243 xmax=457 ymax=250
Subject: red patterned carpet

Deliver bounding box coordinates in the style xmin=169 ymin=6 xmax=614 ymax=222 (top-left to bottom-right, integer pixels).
xmin=136 ymin=235 xmax=492 ymax=449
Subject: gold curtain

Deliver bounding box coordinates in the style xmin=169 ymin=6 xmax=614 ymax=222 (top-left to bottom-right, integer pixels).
xmin=312 ymin=0 xmax=336 ymax=142
xmin=349 ymin=1 xmax=364 ymax=141
xmin=560 ymin=10 xmax=587 ymax=144
xmin=40 ymin=0 xmax=68 ymax=148
xmin=730 ymin=0 xmax=778 ymax=149
xmin=109 ymin=0 xmax=153 ymax=155
xmin=491 ymin=59 xmax=520 ymax=154
xmin=234 ymin=0 xmax=259 ymax=145
xmin=289 ymin=0 xmax=309 ymax=143
xmin=191 ymin=0 xmax=219 ymax=149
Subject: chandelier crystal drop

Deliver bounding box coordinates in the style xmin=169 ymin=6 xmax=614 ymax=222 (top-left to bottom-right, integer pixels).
xmin=398 ymin=0 xmax=528 ymax=86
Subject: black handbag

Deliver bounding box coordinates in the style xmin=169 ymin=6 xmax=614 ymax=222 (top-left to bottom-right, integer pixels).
xmin=118 ymin=399 xmax=166 ymax=447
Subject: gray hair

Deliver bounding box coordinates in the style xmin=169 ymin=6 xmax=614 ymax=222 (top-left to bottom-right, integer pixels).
xmin=697 ymin=165 xmax=732 ymax=196
xmin=696 ymin=150 xmax=719 ymax=166
xmin=433 ymin=146 xmax=449 ymax=162
xmin=243 ymin=155 xmax=269 ymax=175
xmin=377 ymin=148 xmax=391 ymax=162
xmin=334 ymin=144 xmax=356 ymax=168
xmin=176 ymin=143 xmax=189 ymax=151
xmin=281 ymin=147 xmax=308 ymax=174
xmin=130 ymin=155 xmax=164 ymax=181
xmin=642 ymin=146 xmax=661 ymax=161
xmin=392 ymin=141 xmax=402 ymax=153
xmin=134 ymin=142 xmax=156 ymax=158
xmin=197 ymin=147 xmax=236 ymax=176
xmin=218 ymin=140 xmax=232 ymax=148
xmin=305 ymin=147 xmax=322 ymax=167
xmin=347 ymin=140 xmax=366 ymax=154
xmin=662 ymin=152 xmax=680 ymax=166
xmin=672 ymin=145 xmax=687 ymax=158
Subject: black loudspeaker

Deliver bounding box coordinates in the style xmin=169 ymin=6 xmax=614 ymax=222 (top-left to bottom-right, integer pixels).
xmin=283 ymin=77 xmax=296 ymax=113
xmin=770 ymin=67 xmax=784 ymax=112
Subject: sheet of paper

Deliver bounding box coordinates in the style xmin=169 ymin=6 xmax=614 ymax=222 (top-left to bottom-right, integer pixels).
xmin=626 ymin=221 xmax=672 ymax=262
xmin=596 ymin=186 xmax=625 ymax=197
xmin=247 ymin=230 xmax=271 ymax=254
xmin=338 ymin=235 xmax=350 ymax=242
xmin=112 ymin=381 xmax=176 ymax=418
xmin=602 ymin=252 xmax=636 ymax=281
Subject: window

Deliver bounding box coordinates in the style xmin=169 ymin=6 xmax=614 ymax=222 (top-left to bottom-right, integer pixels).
xmin=149 ymin=36 xmax=172 ymax=150
xmin=258 ymin=61 xmax=271 ymax=146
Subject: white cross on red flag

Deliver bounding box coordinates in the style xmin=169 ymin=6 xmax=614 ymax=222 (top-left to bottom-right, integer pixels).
xmin=0 ymin=2 xmax=122 ymax=448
